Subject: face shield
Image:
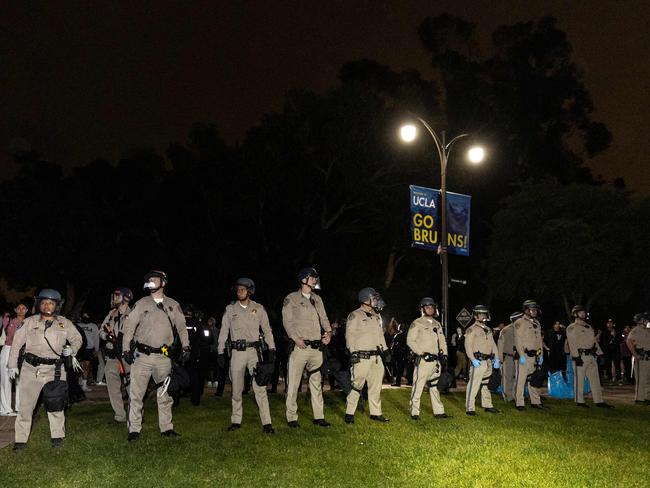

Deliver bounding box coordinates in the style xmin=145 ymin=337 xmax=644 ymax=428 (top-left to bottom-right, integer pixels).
xmin=369 ymin=292 xmax=386 ymax=312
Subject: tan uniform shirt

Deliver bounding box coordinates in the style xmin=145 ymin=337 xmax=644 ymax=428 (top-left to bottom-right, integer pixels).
xmin=406 ymin=316 xmax=448 ymax=356
xmin=122 ymin=296 xmax=189 ymax=350
xmin=627 ymin=325 xmax=650 ymax=352
xmin=346 ymin=307 xmax=387 ymax=352
xmin=464 ymin=323 xmax=498 ymax=358
xmin=217 ymin=300 xmax=275 ymax=353
xmin=101 ymin=307 xmax=132 ymax=336
xmin=282 ymin=291 xmax=331 ymax=342
xmin=8 ymin=315 xmax=82 ymax=368
xmin=513 ymin=316 xmax=543 ymax=357
xmin=497 ymin=324 xmax=515 ymax=361
xmin=566 ymin=320 xmax=603 ymax=357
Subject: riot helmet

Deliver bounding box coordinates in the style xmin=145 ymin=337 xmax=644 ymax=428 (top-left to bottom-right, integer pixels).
xmin=473 ymin=304 xmax=491 ymax=323
xmin=298 ymin=267 xmax=321 ymax=290
xmin=143 ymin=270 xmax=168 ymax=292
xmin=358 ymin=287 xmax=386 ymax=312
xmin=419 ymin=297 xmax=439 ymax=318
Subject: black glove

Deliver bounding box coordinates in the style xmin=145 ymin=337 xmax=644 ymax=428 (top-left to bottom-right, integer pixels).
xmin=381 ymin=350 xmax=392 ymax=364
xmin=439 ymin=354 xmax=448 ymax=370
xmin=573 ymin=356 xmax=583 ymax=367
xmin=122 ymin=351 xmax=134 ymax=365
xmin=267 ymin=349 xmax=276 ymax=364
xmin=217 ymin=354 xmax=226 ymax=369
xmin=180 ymin=346 xmax=191 ymax=365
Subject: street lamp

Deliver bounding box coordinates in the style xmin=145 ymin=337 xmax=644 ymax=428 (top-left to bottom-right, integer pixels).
xmin=400 ymin=118 xmax=485 ymax=337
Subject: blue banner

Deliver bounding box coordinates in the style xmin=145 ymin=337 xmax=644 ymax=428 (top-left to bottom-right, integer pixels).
xmin=409 ymin=185 xmax=471 ymax=256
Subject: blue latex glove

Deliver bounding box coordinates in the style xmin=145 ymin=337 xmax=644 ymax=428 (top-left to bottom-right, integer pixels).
xmin=538 ymin=355 xmax=544 ymax=365
xmin=471 ymin=358 xmax=481 ymax=368
xmin=493 ymin=358 xmax=501 ymax=369
xmin=519 ymin=356 xmax=527 ymax=365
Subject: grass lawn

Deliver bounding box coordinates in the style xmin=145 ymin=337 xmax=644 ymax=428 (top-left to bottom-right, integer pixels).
xmin=1 ymin=389 xmax=649 ymax=487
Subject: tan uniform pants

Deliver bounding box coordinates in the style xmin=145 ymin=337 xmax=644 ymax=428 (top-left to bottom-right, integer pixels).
xmin=230 ymin=348 xmax=271 ymax=425
xmin=128 ymin=352 xmax=172 ymax=433
xmin=634 ymin=359 xmax=650 ymax=401
xmin=286 ymin=347 xmax=324 ymax=422
xmin=409 ymin=359 xmax=444 ymax=416
xmin=15 ymin=362 xmax=66 ymax=443
xmin=501 ymin=355 xmax=516 ymax=402
xmin=346 ymin=356 xmax=384 ymax=416
xmin=515 ymin=358 xmax=542 ymax=406
xmin=105 ymin=358 xmax=129 ymax=422
xmin=465 ymin=360 xmax=493 ymax=412
xmin=573 ymin=355 xmax=603 ymax=403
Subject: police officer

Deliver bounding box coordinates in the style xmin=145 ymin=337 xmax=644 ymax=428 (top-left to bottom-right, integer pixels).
xmin=122 ymin=270 xmax=190 ymax=442
xmin=514 ymin=300 xmax=546 ymax=410
xmin=464 ymin=305 xmax=500 ymax=416
xmin=8 ymin=289 xmax=82 ymax=451
xmin=99 ymin=287 xmax=133 ymax=423
xmin=344 ymin=287 xmax=390 ymax=424
xmin=498 ymin=312 xmax=521 ymax=402
xmin=282 ymin=267 xmax=332 ymax=428
xmin=627 ymin=313 xmax=650 ymax=405
xmin=218 ymin=278 xmax=276 ymax=433
xmin=566 ymin=305 xmax=611 ymax=408
xmin=407 ymin=298 xmax=451 ymax=420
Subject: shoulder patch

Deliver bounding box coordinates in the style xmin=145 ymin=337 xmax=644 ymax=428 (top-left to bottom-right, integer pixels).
xmin=347 ymin=312 xmax=356 ymax=322
xmin=283 ymin=298 xmax=290 ymax=307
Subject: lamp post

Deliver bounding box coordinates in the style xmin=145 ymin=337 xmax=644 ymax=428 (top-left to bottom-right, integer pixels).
xmin=400 ymin=118 xmax=484 ymax=337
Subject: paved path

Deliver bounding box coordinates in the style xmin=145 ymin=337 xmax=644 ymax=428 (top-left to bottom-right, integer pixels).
xmin=0 ymin=382 xmax=641 ymax=450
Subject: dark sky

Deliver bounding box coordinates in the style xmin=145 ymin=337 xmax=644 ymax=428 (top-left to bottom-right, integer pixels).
xmin=2 ymin=1 xmax=649 ymax=193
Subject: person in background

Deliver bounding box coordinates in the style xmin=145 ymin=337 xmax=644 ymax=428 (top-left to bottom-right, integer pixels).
xmin=546 ymin=321 xmax=567 ymax=375
xmin=602 ymin=318 xmax=622 ymax=385
xmin=0 ymin=302 xmax=29 ymax=416
xmin=621 ymin=325 xmax=633 ymax=384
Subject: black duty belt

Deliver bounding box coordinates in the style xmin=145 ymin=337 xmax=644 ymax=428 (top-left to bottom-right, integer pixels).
xmin=421 ymin=352 xmax=439 ymax=362
xmin=24 ymin=352 xmax=59 ymax=366
xmin=473 ymin=352 xmax=494 ymax=360
xmin=636 ymin=348 xmax=650 ymax=360
xmin=524 ymin=348 xmax=540 ymax=358
xmin=578 ymin=347 xmax=598 ymax=356
xmin=503 ymin=352 xmax=515 ymax=357
xmin=351 ymin=350 xmax=380 ymax=360
xmin=303 ymin=340 xmax=323 ymax=350
xmin=232 ymin=340 xmax=260 ymax=351
xmin=136 ymin=343 xmax=164 ymax=355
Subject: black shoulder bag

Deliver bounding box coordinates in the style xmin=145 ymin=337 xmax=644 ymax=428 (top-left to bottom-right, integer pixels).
xmin=42 ymin=321 xmax=69 ymax=412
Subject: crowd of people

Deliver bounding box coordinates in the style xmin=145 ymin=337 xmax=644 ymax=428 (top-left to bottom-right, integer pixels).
xmin=0 ymin=267 xmax=648 ymax=452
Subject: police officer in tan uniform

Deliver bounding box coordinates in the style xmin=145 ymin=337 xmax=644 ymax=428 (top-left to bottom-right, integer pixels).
xmin=99 ymin=287 xmax=133 ymax=423
xmin=218 ymin=277 xmax=276 ymax=433
xmin=407 ymin=298 xmax=451 ymax=420
xmin=627 ymin=313 xmax=650 ymax=405
xmin=122 ymin=270 xmax=190 ymax=442
xmin=282 ymin=267 xmax=332 ymax=428
xmin=498 ymin=312 xmax=521 ymax=402
xmin=344 ymin=287 xmax=390 ymax=423
xmin=464 ymin=305 xmax=500 ymax=416
xmin=8 ymin=289 xmax=82 ymax=451
xmin=514 ymin=300 xmax=546 ymax=410
xmin=566 ymin=305 xmax=611 ymax=408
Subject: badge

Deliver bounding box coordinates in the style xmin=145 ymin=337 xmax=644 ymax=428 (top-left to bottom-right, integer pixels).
xmin=59 ymin=322 xmax=65 ymax=328
xmin=168 ymin=306 xmax=173 ymax=312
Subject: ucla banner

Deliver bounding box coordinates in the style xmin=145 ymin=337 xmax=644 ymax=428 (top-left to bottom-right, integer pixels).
xmin=409 ymin=185 xmax=471 ymax=256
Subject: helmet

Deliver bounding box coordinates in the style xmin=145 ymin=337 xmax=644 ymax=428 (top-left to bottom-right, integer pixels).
xmin=35 ymin=288 xmax=64 ymax=315
xmin=571 ymin=305 xmax=586 ymax=318
xmin=111 ymin=287 xmax=133 ymax=308
xmin=633 ymin=312 xmax=647 ymax=324
xmin=509 ymin=311 xmax=523 ymax=323
xmin=357 ymin=287 xmax=386 ymax=311
xmin=522 ymin=299 xmax=541 ymax=314
xmin=473 ymin=304 xmax=491 ymax=322
xmin=297 ymin=267 xmax=321 ymax=290
xmin=233 ymin=277 xmax=255 ymax=296
xmin=419 ymin=297 xmax=439 ymax=317
xmin=143 ymin=270 xmax=168 ymax=291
